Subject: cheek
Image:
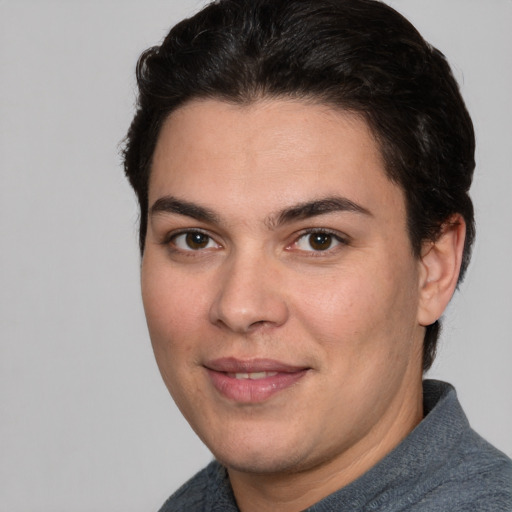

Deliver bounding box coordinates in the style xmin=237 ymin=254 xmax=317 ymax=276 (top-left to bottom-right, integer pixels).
xmin=293 ymin=268 xmax=378 ymax=335
xmin=141 ymin=263 xmax=209 ymax=356
xmin=141 ymin=265 xmax=211 ymax=408
xmin=293 ymin=262 xmax=419 ymax=355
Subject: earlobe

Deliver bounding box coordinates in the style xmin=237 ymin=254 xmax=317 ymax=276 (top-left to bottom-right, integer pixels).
xmin=417 ymin=215 xmax=466 ymax=326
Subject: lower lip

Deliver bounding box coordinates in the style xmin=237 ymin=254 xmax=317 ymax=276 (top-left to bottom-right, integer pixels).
xmin=206 ymin=369 xmax=307 ymax=403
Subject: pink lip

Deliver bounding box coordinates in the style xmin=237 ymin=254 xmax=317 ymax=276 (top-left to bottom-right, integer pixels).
xmin=204 ymin=358 xmax=309 ymax=403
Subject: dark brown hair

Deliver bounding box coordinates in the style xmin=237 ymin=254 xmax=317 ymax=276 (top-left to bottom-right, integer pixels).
xmin=123 ymin=0 xmax=475 ymax=370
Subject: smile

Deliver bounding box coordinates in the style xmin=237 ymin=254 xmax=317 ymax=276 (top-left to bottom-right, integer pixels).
xmin=205 ymin=358 xmax=309 ymax=403
xmin=228 ymin=371 xmax=279 ymax=380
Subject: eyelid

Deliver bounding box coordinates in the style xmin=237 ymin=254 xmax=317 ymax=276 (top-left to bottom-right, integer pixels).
xmin=159 ymin=226 xmax=349 ymax=254
xmin=162 ymin=228 xmax=222 ymax=252
xmin=288 ymin=228 xmax=350 ymax=253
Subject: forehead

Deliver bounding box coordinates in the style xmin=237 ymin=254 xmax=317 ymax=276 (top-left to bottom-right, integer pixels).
xmin=149 ymin=98 xmax=403 ymax=224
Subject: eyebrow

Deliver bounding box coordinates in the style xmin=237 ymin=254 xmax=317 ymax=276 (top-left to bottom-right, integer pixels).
xmin=150 ymin=196 xmax=220 ymax=224
xmin=271 ymin=196 xmax=372 ymax=228
xmin=149 ymin=195 xmax=371 ymax=227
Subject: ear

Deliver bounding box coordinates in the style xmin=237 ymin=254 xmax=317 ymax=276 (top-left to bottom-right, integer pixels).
xmin=417 ymin=215 xmax=466 ymax=327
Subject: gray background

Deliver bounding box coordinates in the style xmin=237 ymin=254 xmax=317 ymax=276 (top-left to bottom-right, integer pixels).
xmin=1 ymin=1 xmax=511 ymax=510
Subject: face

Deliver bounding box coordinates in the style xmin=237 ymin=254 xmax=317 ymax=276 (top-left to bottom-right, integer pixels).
xmin=142 ymin=98 xmax=425 ymax=480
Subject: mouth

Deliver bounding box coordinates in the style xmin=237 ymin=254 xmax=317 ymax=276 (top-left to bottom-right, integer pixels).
xmin=227 ymin=371 xmax=279 ymax=380
xmin=204 ymin=358 xmax=310 ymax=403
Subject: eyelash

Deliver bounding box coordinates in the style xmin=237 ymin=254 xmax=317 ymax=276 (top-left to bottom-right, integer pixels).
xmin=160 ymin=228 xmax=349 ymax=255
xmin=290 ymin=228 xmax=349 ymax=254
xmin=162 ymin=229 xmax=221 ymax=253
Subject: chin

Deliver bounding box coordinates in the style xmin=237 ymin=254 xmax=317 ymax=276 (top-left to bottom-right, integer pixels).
xmin=215 ymin=449 xmax=306 ymax=475
xmin=206 ymin=429 xmax=315 ymax=475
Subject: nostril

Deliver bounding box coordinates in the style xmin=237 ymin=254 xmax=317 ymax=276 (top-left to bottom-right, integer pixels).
xmin=247 ymin=320 xmax=270 ymax=331
xmin=250 ymin=320 xmax=267 ymax=328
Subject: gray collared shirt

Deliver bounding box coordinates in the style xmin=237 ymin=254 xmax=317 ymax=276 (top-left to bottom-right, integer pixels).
xmin=159 ymin=380 xmax=512 ymax=511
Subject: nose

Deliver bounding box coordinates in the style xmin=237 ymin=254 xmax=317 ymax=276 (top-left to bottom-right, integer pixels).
xmin=209 ymin=252 xmax=289 ymax=334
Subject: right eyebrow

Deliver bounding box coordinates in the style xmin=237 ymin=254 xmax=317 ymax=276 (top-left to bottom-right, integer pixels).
xmin=270 ymin=196 xmax=372 ymax=228
xmin=149 ymin=196 xmax=220 ymax=224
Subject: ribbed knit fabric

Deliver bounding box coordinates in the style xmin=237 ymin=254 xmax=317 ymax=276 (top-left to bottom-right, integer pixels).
xmin=159 ymin=380 xmax=512 ymax=511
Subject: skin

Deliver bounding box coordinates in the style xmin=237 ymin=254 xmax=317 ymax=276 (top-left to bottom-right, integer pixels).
xmin=141 ymin=98 xmax=465 ymax=512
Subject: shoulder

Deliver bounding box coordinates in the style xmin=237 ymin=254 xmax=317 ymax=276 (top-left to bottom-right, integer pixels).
xmin=409 ymin=381 xmax=512 ymax=511
xmin=422 ymin=430 xmax=512 ymax=511
xmin=158 ymin=460 xmax=239 ymax=512
xmin=365 ymin=381 xmax=512 ymax=512
xmin=157 ymin=463 xmax=212 ymax=512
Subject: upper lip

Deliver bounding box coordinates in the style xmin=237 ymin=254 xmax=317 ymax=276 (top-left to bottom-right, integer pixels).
xmin=204 ymin=357 xmax=308 ymax=373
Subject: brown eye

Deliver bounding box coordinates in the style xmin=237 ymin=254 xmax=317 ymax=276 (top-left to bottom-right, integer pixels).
xmin=185 ymin=232 xmax=209 ymax=249
xmin=308 ymin=233 xmax=333 ymax=251
xmin=294 ymin=231 xmax=344 ymax=252
xmin=172 ymin=231 xmax=218 ymax=251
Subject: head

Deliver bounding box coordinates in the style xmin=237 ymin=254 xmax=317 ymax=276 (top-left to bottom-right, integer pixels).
xmin=124 ymin=2 xmax=476 ymax=501
xmin=123 ymin=0 xmax=475 ymax=373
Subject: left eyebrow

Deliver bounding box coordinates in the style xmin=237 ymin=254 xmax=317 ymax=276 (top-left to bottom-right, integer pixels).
xmin=149 ymin=196 xmax=220 ymax=224
xmin=270 ymin=196 xmax=372 ymax=228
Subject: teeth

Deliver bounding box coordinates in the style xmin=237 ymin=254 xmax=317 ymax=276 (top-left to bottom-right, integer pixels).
xmin=232 ymin=371 xmax=278 ymax=380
